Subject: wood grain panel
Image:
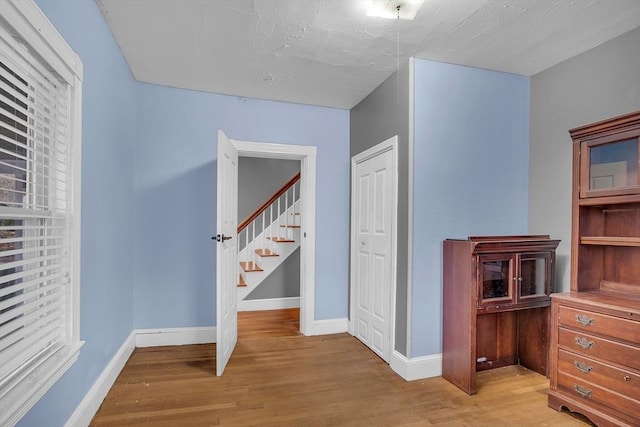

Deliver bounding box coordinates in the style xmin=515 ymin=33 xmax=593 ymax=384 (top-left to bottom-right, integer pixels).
xmin=518 ymin=307 xmax=549 ymax=376
xmin=556 ymin=371 xmax=640 ymax=421
xmin=442 ymin=240 xmax=476 ymax=394
xmin=558 ymin=305 xmax=640 ymax=344
xmin=557 ymin=349 xmax=640 ymax=398
xmin=558 ymin=328 xmax=640 ymax=370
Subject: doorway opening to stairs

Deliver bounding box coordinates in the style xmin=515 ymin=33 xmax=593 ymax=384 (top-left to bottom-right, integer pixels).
xmin=233 ymin=140 xmax=317 ymax=336
xmin=237 ymin=157 xmax=301 ymax=310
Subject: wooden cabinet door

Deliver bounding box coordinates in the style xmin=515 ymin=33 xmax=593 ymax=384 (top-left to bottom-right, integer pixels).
xmin=477 ymin=254 xmax=513 ymax=309
xmin=516 ymin=252 xmax=553 ymax=305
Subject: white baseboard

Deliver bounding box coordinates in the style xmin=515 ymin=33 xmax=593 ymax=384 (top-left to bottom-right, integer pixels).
xmin=308 ymin=317 xmax=348 ymax=336
xmin=390 ymin=350 xmax=442 ymax=381
xmin=135 ymin=326 xmax=216 ymax=347
xmin=238 ymin=296 xmax=300 ymax=312
xmin=65 ymin=332 xmax=136 ymax=427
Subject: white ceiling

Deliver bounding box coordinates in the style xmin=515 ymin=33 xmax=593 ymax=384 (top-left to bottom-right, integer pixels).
xmin=97 ymin=0 xmax=640 ymax=109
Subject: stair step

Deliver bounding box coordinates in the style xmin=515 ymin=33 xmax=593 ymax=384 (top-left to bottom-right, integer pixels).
xmin=240 ymin=261 xmax=263 ymax=272
xmin=268 ymin=236 xmax=296 ymax=243
xmin=238 ymin=274 xmax=247 ymax=287
xmin=255 ymin=248 xmax=279 ymax=257
xmin=280 ymin=224 xmax=301 ymax=228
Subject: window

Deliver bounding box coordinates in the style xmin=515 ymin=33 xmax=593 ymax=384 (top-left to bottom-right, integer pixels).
xmin=0 ymin=1 xmax=83 ymax=424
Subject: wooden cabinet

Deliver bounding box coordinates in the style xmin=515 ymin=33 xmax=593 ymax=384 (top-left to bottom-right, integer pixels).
xmin=443 ymin=235 xmax=560 ymax=395
xmin=548 ymin=111 xmax=640 ymax=427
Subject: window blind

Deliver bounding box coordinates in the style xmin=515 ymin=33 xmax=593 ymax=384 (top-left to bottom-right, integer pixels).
xmin=0 ymin=28 xmax=72 ymax=390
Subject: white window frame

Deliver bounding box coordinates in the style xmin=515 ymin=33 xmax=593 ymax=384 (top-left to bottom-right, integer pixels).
xmin=0 ymin=1 xmax=83 ymax=425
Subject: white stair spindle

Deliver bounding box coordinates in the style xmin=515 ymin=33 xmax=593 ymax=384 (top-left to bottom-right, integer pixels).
xmin=248 ymin=224 xmax=252 ymax=264
xmin=285 ymin=189 xmax=289 ymax=218
xmin=292 ymin=183 xmax=296 ymax=227
xmin=285 ymin=189 xmax=289 ymax=239
xmin=290 ymin=186 xmax=295 ymax=236
xmin=252 ymin=221 xmax=256 ymax=264
xmin=270 ymin=203 xmax=275 ymax=251
xmin=295 ymin=182 xmax=299 ymax=227
xmin=268 ymin=204 xmax=272 ymax=251
xmin=261 ymin=211 xmax=266 ymax=255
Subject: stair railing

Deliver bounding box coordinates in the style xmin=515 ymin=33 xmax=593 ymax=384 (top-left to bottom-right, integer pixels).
xmin=238 ymin=172 xmax=300 ymax=265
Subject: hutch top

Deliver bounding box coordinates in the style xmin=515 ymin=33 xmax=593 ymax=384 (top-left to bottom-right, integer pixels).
xmin=568 ymin=110 xmax=640 ymax=299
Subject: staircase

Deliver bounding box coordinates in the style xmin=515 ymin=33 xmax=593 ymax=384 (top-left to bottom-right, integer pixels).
xmin=237 ymin=173 xmax=301 ymax=302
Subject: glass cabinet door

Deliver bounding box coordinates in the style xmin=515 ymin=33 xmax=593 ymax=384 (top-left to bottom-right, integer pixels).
xmin=518 ymin=253 xmax=551 ymax=302
xmin=478 ymin=256 xmax=512 ymax=307
xmin=581 ymin=137 xmax=640 ymax=198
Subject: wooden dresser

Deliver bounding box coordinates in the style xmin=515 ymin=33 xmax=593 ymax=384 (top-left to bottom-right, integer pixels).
xmin=548 ymin=111 xmax=640 ymax=427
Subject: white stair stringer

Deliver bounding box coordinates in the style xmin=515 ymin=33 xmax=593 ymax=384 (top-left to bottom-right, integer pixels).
xmin=238 ymin=228 xmax=300 ymax=300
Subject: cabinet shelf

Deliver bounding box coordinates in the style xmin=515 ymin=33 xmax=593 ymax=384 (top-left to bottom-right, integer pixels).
xmin=579 ymin=194 xmax=640 ymax=206
xmin=580 ymin=236 xmax=640 ymax=247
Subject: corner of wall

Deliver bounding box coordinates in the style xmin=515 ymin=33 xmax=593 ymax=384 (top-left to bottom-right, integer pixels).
xmin=390 ymin=350 xmax=442 ymax=381
xmin=64 ymin=332 xmax=136 ymax=427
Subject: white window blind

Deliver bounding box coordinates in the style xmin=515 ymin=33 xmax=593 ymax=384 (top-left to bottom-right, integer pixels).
xmin=0 ymin=26 xmax=71 ymax=379
xmin=0 ymin=1 xmax=82 ymax=424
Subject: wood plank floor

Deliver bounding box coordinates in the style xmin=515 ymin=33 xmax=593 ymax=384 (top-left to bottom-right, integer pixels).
xmin=91 ymin=309 xmax=593 ymax=426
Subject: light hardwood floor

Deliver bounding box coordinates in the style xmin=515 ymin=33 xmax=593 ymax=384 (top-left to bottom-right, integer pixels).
xmin=91 ymin=309 xmax=593 ymax=426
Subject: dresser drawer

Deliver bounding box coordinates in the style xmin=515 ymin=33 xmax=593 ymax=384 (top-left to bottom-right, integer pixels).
xmin=558 ymin=327 xmax=640 ymax=370
xmin=556 ymin=371 xmax=640 ymax=421
xmin=557 ymin=349 xmax=640 ymax=398
xmin=558 ymin=305 xmax=640 ymax=344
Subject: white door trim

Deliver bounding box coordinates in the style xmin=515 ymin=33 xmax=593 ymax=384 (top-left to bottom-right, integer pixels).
xmin=407 ymin=57 xmax=415 ymax=357
xmin=349 ymin=135 xmax=398 ymax=362
xmin=232 ymin=140 xmax=316 ymax=336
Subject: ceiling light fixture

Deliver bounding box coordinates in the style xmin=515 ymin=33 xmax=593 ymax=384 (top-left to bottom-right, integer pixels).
xmin=366 ymin=0 xmax=424 ymax=20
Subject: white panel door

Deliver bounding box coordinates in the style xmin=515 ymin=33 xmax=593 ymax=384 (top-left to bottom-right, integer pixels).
xmin=216 ymin=130 xmax=238 ymax=376
xmin=353 ymin=147 xmax=394 ymax=362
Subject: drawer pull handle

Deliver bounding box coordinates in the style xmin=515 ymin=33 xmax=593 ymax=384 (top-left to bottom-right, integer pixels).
xmin=575 ymin=314 xmax=594 ymax=326
xmin=575 ymin=337 xmax=594 ymax=349
xmin=574 ymin=384 xmax=592 ymax=398
xmin=574 ymin=361 xmax=593 ymax=374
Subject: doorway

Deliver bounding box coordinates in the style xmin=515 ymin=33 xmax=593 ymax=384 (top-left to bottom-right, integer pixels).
xmin=237 ymin=157 xmax=301 ymax=310
xmin=232 ymin=140 xmax=317 ymax=336
xmin=349 ymin=136 xmax=398 ymax=363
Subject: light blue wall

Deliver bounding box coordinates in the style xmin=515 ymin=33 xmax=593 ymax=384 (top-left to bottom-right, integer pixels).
xmin=134 ymin=83 xmax=350 ymax=327
xmin=19 ymin=0 xmax=137 ymax=426
xmin=411 ymin=59 xmax=530 ymax=357
xmin=19 ymin=1 xmax=349 ymax=425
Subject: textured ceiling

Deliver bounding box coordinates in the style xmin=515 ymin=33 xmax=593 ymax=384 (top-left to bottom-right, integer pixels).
xmin=97 ymin=0 xmax=640 ymax=109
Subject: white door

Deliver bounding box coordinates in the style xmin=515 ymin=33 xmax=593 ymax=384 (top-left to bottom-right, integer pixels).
xmin=216 ymin=130 xmax=238 ymax=376
xmin=351 ymin=138 xmax=396 ymax=363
